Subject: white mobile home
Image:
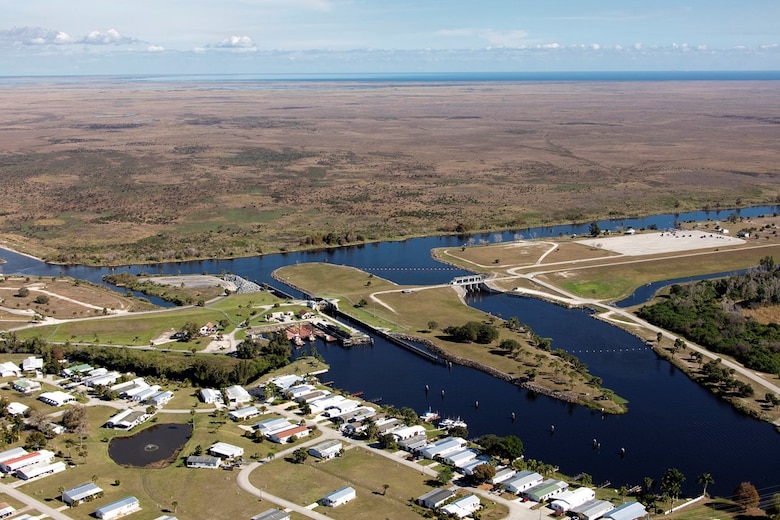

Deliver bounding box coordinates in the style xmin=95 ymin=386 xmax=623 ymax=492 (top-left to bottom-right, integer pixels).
xmin=12 ymin=380 xmax=41 ymax=394
xmin=503 ymin=471 xmax=544 ymax=495
xmin=0 ymin=447 xmax=27 ymax=464
xmin=525 ymin=479 xmax=569 ymax=503
xmin=253 ymin=418 xmax=294 ymax=436
xmin=106 ymin=409 xmax=150 ymax=430
xmin=442 ymin=447 xmax=480 ymax=468
xmin=186 ymin=455 xmax=221 ymax=469
xmin=321 ymin=486 xmax=356 ymax=507
xmin=38 ymin=391 xmax=75 ymax=407
xmin=0 ymin=450 xmax=54 ymax=474
xmin=251 ymin=509 xmax=290 ymax=520
xmin=441 ymin=494 xmax=481 ymax=518
xmin=551 ymin=487 xmax=596 ymax=512
xmin=147 ymin=390 xmax=174 ymax=407
xmin=391 ymin=425 xmax=426 ymax=441
xmin=0 ymin=362 xmax=21 ymax=378
xmin=603 ymin=501 xmax=648 ymax=520
xmin=571 ymin=499 xmax=615 ymax=520
xmin=16 ymin=460 xmax=66 ymax=480
xmin=229 ymin=406 xmax=261 ymax=421
xmin=21 ymin=356 xmax=43 ymax=372
xmin=269 ymin=424 xmax=309 ymax=444
xmin=224 ymin=385 xmax=252 ymax=405
xmin=286 ymin=384 xmax=316 ymax=399
xmin=308 ymin=439 xmax=342 ymax=459
xmin=417 ymin=488 xmax=456 ymax=510
xmin=420 ymin=437 xmax=467 ymax=460
xmin=200 ymin=388 xmax=223 ymax=404
xmin=62 ymin=482 xmax=104 ymax=505
xmin=268 ymin=374 xmax=304 ymax=391
xmin=490 ymin=467 xmax=517 ymax=485
xmin=209 ymin=442 xmax=244 ymax=459
xmin=95 ymin=496 xmax=141 ymax=520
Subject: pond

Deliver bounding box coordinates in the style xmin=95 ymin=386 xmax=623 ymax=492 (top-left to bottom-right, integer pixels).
xmin=108 ymin=423 xmax=193 ymax=468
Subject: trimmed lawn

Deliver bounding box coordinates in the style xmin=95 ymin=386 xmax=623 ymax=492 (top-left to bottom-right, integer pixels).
xmin=251 ymin=445 xmax=432 ymax=520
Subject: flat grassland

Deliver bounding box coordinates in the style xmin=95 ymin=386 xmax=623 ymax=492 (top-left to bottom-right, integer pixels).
xmin=0 ymin=80 xmax=778 ymax=265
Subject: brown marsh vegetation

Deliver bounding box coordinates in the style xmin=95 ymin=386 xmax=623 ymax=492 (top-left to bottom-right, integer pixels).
xmin=0 ymin=80 xmax=778 ymax=265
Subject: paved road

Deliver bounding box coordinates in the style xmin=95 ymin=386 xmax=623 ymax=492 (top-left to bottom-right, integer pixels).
xmin=0 ymin=481 xmax=73 ymax=520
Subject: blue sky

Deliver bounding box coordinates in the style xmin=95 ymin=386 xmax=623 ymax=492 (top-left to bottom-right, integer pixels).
xmin=1 ymin=0 xmax=778 ymax=75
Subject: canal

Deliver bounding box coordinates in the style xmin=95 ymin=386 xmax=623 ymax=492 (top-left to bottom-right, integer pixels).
xmin=1 ymin=205 xmax=778 ymax=497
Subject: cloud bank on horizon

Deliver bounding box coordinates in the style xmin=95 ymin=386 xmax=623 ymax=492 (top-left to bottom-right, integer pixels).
xmin=0 ymin=0 xmax=778 ymax=75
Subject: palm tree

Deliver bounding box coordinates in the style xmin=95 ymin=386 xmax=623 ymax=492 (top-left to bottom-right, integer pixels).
xmin=661 ymin=468 xmax=685 ymax=511
xmin=643 ymin=476 xmax=655 ymax=494
xmin=697 ymin=473 xmax=714 ymax=497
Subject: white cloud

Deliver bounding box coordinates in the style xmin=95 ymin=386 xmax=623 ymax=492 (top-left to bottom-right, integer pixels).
xmin=146 ymin=45 xmax=165 ymax=52
xmin=81 ymin=29 xmax=137 ymax=45
xmin=0 ymin=26 xmax=73 ymax=45
xmin=209 ymin=35 xmax=257 ymax=52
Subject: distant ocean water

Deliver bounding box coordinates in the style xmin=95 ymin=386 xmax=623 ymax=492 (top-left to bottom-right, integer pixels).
xmin=2 ymin=70 xmax=780 ymax=86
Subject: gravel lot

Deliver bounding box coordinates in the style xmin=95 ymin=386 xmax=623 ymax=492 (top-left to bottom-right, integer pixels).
xmin=577 ymin=230 xmax=745 ymax=256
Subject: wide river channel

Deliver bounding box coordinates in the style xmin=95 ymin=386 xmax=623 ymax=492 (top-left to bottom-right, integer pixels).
xmin=1 ymin=206 xmax=778 ymax=497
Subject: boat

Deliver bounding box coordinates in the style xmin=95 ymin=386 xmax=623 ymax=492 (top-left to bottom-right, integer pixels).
xmin=438 ymin=416 xmax=468 ymax=430
xmin=419 ymin=407 xmax=440 ymax=423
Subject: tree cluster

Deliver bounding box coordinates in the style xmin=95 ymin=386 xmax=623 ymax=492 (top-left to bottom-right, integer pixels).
xmin=638 ymin=273 xmax=780 ymax=376
xmin=476 ymin=434 xmax=524 ymax=461
xmin=443 ymin=321 xmax=499 ymax=344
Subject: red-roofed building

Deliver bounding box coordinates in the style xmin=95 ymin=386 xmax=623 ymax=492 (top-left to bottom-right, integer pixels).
xmin=268 ymin=424 xmax=310 ymax=444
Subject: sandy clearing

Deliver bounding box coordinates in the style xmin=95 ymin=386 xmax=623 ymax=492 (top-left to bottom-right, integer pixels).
xmin=576 ymin=230 xmax=745 ymax=256
xmin=137 ymin=274 xmax=236 ymax=291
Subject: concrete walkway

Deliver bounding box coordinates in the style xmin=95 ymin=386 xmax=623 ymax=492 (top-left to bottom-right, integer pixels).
xmin=0 ymin=481 xmax=73 ymax=520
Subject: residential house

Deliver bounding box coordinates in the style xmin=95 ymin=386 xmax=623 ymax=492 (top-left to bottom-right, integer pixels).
xmin=417 ymin=488 xmax=456 ymax=510
xmin=308 ymin=440 xmax=342 ymax=459
xmin=21 ymin=357 xmax=43 ymax=373
xmin=285 ymin=384 xmax=317 ymax=399
xmin=0 ymin=450 xmax=55 ymax=473
xmin=95 ymin=496 xmax=141 ymax=520
xmin=38 ymin=391 xmax=75 ymax=407
xmin=603 ymin=501 xmax=648 ymax=520
xmin=105 ymin=409 xmax=150 ymax=430
xmin=0 ymin=362 xmax=21 ymax=378
xmin=208 ymin=442 xmax=244 ymax=460
xmin=0 ymin=503 xmax=14 ymax=519
xmin=321 ymin=486 xmax=356 ymax=507
xmin=490 ymin=467 xmax=516 ymax=485
xmin=199 ymin=388 xmax=223 ymax=404
xmin=229 ymin=406 xmax=260 ymax=421
xmin=62 ymin=482 xmax=104 ymax=505
xmin=0 ymin=447 xmax=27 ymax=465
xmin=253 ymin=418 xmax=294 ymax=436
xmin=503 ymin=471 xmax=544 ymax=495
xmin=12 ymin=380 xmax=41 ymax=394
xmin=199 ymin=322 xmax=218 ymax=336
xmin=551 ymin=488 xmax=596 ymax=513
xmin=147 ymin=391 xmax=173 ymax=407
xmin=269 ymin=424 xmax=309 ymax=444
xmin=251 ymin=509 xmax=290 ymax=520
xmin=571 ymin=499 xmax=615 ymax=520
xmin=186 ymin=456 xmax=221 ymax=469
xmin=391 ymin=425 xmax=426 ymax=441
xmin=224 ymin=385 xmax=252 ymax=405
xmin=460 ymin=457 xmax=493 ymax=476
xmin=6 ymin=402 xmax=28 ymax=416
xmin=420 ymin=437 xmax=467 ymax=460
xmin=441 ymin=494 xmax=481 ymax=519
xmin=441 ymin=448 xmax=480 ymax=468
xmin=16 ymin=460 xmax=66 ymax=480
xmin=268 ymin=374 xmax=304 ymax=391
xmin=525 ymin=479 xmax=569 ymax=503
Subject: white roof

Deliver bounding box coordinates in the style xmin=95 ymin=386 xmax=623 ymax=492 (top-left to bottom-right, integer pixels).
xmin=7 ymin=402 xmax=29 ymax=416
xmin=0 ymin=361 xmax=21 ymax=373
xmin=269 ymin=374 xmax=304 ymax=390
xmin=225 ymin=385 xmax=251 ymax=399
xmin=604 ymin=501 xmax=647 ymax=520
xmin=209 ymin=442 xmax=244 ymax=458
xmin=22 ymin=357 xmax=43 ymax=370
xmin=38 ymin=391 xmax=74 ymax=406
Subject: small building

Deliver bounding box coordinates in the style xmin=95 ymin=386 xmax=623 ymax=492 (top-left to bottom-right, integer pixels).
xmin=503 ymin=470 xmax=544 ymax=495
xmin=16 ymin=460 xmax=66 ymax=480
xmin=131 ymin=385 xmax=161 ymax=402
xmin=417 ymin=488 xmax=456 ymax=510
xmin=209 ymin=442 xmax=244 ymax=459
xmin=525 ymin=479 xmax=569 ymax=503
xmin=6 ymin=402 xmax=29 ymax=416
xmin=308 ymin=439 xmax=342 ymax=459
xmin=224 ymin=385 xmax=252 ymax=405
xmin=0 ymin=503 xmax=14 ymax=519
xmin=0 ymin=361 xmax=21 ymax=378
xmin=295 ymin=390 xmax=331 ymax=404
xmin=38 ymin=391 xmax=75 ymax=407
xmin=441 ymin=494 xmax=481 ymax=519
xmin=229 ymin=406 xmax=261 ymax=421
xmin=0 ymin=450 xmax=55 ymax=473
xmin=571 ymin=499 xmax=615 ymax=520
xmin=253 ymin=418 xmax=294 ymax=436
xmin=12 ymin=379 xmax=41 ymax=394
xmin=95 ymin=496 xmax=141 ymax=520
xmin=321 ymin=486 xmax=356 ymax=507
xmin=551 ymin=487 xmax=596 ymax=513
xmin=441 ymin=447 xmax=480 ymax=468
xmin=105 ymin=409 xmax=150 ymax=430
xmin=323 ymin=399 xmax=361 ymax=418
xmin=391 ymin=425 xmax=426 ymax=441
xmin=268 ymin=374 xmax=304 ymax=391
xmin=121 ymin=381 xmax=151 ymax=399
xmin=84 ymin=371 xmax=122 ymax=388
xmin=269 ymin=424 xmax=309 ymax=444
xmin=21 ymin=356 xmax=44 ymax=373
xmin=460 ymin=457 xmax=493 ymax=476
xmin=286 ymin=384 xmax=317 ymax=399
xmin=110 ymin=378 xmax=144 ymax=394
xmin=199 ymin=322 xmax=218 ymax=336
xmin=62 ymin=482 xmax=104 ymax=505
xmin=398 ymin=434 xmax=428 ymax=453
xmin=603 ymin=501 xmax=648 ymax=520
xmin=251 ymin=508 xmax=290 ymax=520
xmin=0 ymin=447 xmax=27 ymax=464
xmin=376 ymin=417 xmax=402 ymax=434
xmin=147 ymin=390 xmax=174 ymax=407
xmin=62 ymin=363 xmax=93 ymax=379
xmin=420 ymin=437 xmax=467 ymax=460
xmin=186 ymin=455 xmax=221 ymax=469
xmin=490 ymin=467 xmax=516 ymax=485
xmin=200 ymin=388 xmax=223 ymax=404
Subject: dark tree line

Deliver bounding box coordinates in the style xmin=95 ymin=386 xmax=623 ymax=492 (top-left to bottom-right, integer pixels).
xmin=638 ymin=263 xmax=780 ymax=376
xmin=443 ymin=321 xmax=499 ymax=344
